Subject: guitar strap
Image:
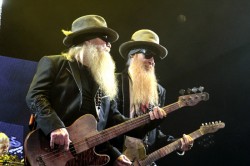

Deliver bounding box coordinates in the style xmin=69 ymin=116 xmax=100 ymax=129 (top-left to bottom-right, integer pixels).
xmin=28 ymin=114 xmax=36 ymax=131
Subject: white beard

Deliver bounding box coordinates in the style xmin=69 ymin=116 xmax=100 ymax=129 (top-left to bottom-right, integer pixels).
xmin=75 ymin=43 xmax=118 ymax=100
xmin=129 ymin=56 xmax=159 ymax=106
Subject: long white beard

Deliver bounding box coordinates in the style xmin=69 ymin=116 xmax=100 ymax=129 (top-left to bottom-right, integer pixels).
xmin=129 ymin=56 xmax=159 ymax=106
xmin=76 ymin=43 xmax=118 ymax=100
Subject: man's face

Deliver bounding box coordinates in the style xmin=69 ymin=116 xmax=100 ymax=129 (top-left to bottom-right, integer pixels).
xmin=87 ymin=36 xmax=111 ymax=52
xmin=0 ymin=141 xmax=9 ymax=155
xmin=133 ymin=53 xmax=155 ymax=71
xmin=129 ymin=48 xmax=157 ymax=71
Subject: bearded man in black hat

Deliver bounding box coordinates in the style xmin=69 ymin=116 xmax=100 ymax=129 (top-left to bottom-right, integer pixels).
xmin=25 ymin=16 xmax=166 ymax=166
xmin=115 ymin=29 xmax=194 ymax=165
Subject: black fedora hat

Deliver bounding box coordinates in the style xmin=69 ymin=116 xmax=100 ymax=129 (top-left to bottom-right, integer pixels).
xmin=119 ymin=29 xmax=168 ymax=60
xmin=63 ymin=15 xmax=119 ymax=47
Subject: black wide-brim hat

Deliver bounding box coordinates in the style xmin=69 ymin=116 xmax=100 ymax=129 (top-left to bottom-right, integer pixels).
xmin=119 ymin=29 xmax=168 ymax=60
xmin=63 ymin=15 xmax=119 ymax=47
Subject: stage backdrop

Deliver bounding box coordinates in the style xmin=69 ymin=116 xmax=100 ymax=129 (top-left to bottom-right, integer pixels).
xmin=0 ymin=55 xmax=37 ymax=159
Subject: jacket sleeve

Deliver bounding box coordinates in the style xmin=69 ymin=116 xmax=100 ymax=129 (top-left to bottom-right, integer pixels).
xmin=26 ymin=56 xmax=65 ymax=135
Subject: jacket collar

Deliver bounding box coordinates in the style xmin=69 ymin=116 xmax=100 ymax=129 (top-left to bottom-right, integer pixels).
xmin=68 ymin=60 xmax=82 ymax=93
xmin=68 ymin=60 xmax=99 ymax=96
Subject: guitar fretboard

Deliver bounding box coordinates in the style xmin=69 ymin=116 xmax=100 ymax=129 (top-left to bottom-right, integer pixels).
xmin=86 ymin=102 xmax=181 ymax=148
xmin=139 ymin=129 xmax=203 ymax=165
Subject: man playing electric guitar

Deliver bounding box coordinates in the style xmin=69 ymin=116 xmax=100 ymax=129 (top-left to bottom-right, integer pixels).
xmin=25 ymin=15 xmax=167 ymax=166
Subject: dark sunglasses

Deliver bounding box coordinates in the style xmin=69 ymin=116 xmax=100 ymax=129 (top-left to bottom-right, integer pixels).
xmin=136 ymin=49 xmax=157 ymax=59
xmin=73 ymin=35 xmax=109 ymax=46
xmin=98 ymin=35 xmax=109 ymax=43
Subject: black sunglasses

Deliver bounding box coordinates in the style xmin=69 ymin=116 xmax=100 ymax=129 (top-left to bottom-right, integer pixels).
xmin=136 ymin=49 xmax=157 ymax=59
xmin=98 ymin=36 xmax=109 ymax=43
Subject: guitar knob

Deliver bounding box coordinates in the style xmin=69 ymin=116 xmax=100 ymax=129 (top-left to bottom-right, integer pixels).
xmin=192 ymin=87 xmax=197 ymax=93
xmin=198 ymin=86 xmax=204 ymax=92
xmin=179 ymin=89 xmax=185 ymax=95
xmin=187 ymin=88 xmax=192 ymax=94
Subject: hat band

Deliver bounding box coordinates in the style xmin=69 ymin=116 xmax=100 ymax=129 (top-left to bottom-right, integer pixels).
xmin=72 ymin=33 xmax=110 ymax=46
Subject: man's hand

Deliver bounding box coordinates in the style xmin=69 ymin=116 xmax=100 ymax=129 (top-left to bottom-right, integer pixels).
xmin=113 ymin=154 xmax=132 ymax=166
xmin=50 ymin=128 xmax=71 ymax=151
xmin=149 ymin=106 xmax=167 ymax=120
xmin=180 ymin=134 xmax=194 ymax=151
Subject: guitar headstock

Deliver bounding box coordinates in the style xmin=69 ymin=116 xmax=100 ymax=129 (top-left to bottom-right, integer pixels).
xmin=178 ymin=86 xmax=209 ymax=107
xmin=200 ymin=121 xmax=225 ymax=135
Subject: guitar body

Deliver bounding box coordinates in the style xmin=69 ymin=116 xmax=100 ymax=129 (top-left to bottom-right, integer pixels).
xmin=24 ymin=114 xmax=109 ymax=166
xmin=132 ymin=160 xmax=141 ymax=166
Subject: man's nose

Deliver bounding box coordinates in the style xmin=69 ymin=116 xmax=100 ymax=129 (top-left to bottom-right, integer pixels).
xmin=149 ymin=57 xmax=154 ymax=62
xmin=106 ymin=42 xmax=111 ymax=48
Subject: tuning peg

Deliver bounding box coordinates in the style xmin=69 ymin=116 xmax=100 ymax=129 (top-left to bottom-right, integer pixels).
xmin=179 ymin=89 xmax=185 ymax=95
xmin=187 ymin=88 xmax=192 ymax=94
xmin=192 ymin=87 xmax=198 ymax=93
xmin=198 ymin=86 xmax=204 ymax=92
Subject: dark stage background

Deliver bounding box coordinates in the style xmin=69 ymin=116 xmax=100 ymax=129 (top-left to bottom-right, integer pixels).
xmin=0 ymin=0 xmax=250 ymax=165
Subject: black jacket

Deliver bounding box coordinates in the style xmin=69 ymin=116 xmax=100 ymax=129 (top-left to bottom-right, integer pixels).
xmin=26 ymin=55 xmax=127 ymax=134
xmin=26 ymin=55 xmax=128 ymax=161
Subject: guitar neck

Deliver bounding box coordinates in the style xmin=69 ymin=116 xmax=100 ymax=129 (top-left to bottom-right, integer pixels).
xmin=139 ymin=129 xmax=203 ymax=165
xmin=162 ymin=102 xmax=181 ymax=114
xmin=87 ymin=102 xmax=181 ymax=147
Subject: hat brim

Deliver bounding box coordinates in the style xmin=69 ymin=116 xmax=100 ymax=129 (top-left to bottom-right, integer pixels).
xmin=63 ymin=27 xmax=119 ymax=47
xmin=119 ymin=41 xmax=168 ymax=60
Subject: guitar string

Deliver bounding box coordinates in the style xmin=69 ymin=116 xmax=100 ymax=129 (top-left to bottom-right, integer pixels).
xmin=39 ymin=113 xmax=150 ymax=161
xmin=38 ymin=115 xmax=150 ymax=163
xmin=80 ymin=100 xmax=181 ymax=146
xmin=140 ymin=123 xmax=222 ymax=165
xmin=36 ymin=95 xmax=201 ymax=163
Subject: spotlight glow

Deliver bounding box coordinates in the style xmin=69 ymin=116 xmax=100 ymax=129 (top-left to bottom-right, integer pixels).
xmin=0 ymin=0 xmax=2 ymax=27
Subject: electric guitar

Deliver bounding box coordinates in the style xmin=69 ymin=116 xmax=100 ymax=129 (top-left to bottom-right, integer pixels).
xmin=133 ymin=121 xmax=225 ymax=166
xmin=24 ymin=90 xmax=209 ymax=166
